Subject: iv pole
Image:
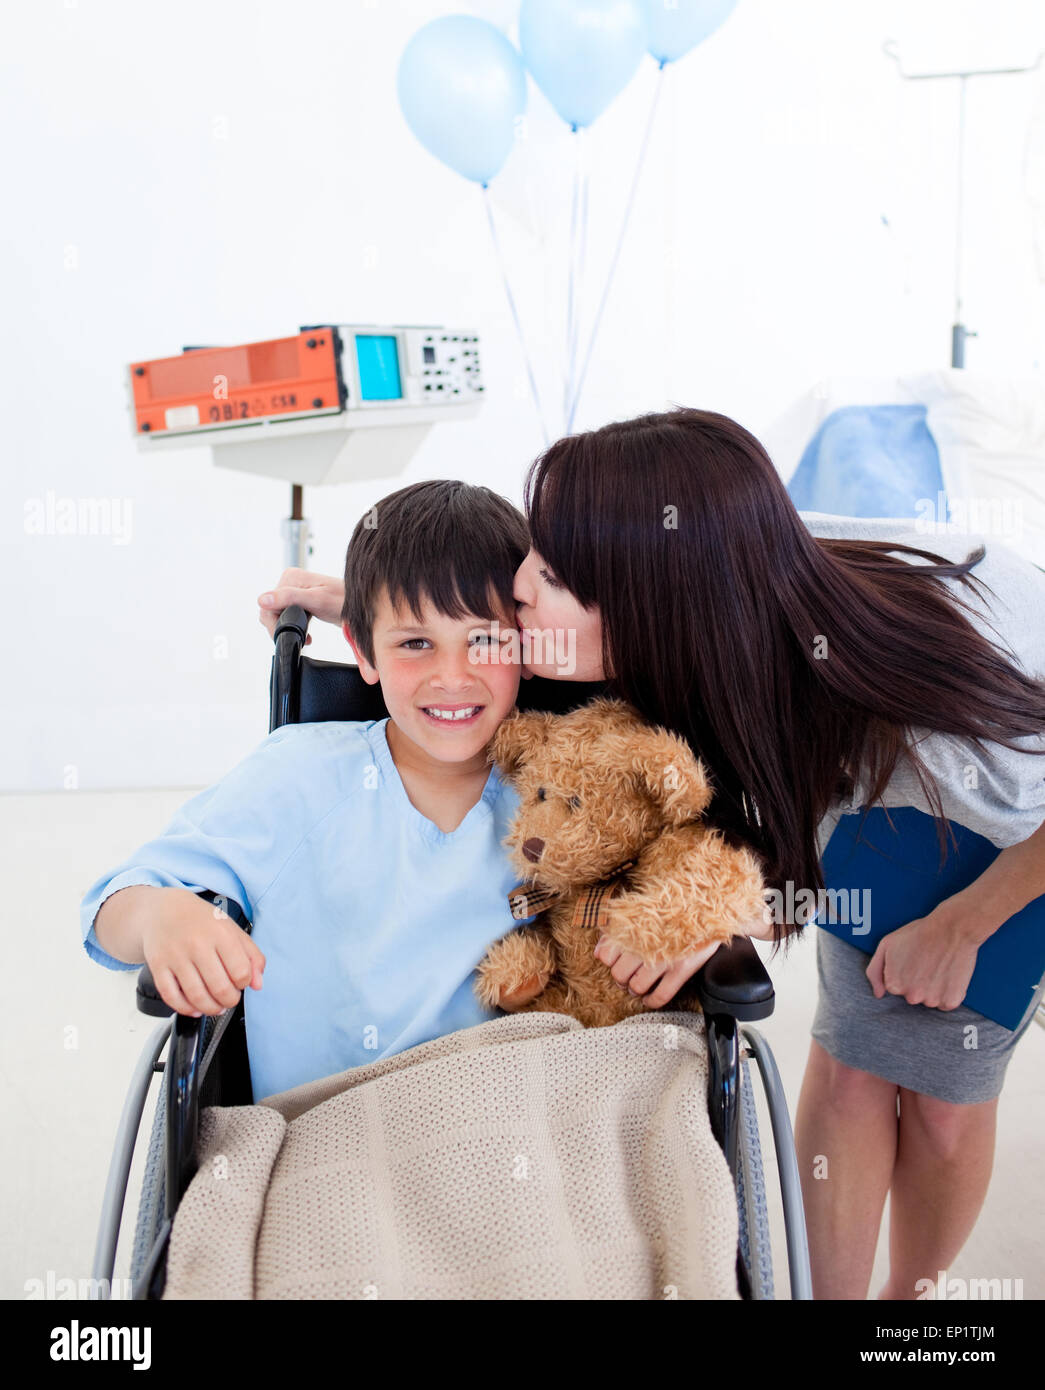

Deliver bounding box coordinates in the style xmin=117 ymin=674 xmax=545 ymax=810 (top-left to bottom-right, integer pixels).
xmin=882 ymin=40 xmax=1044 ymax=368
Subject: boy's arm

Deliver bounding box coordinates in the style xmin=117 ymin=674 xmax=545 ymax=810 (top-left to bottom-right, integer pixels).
xmin=93 ymin=885 xmax=162 ymax=965
xmin=79 ymin=727 xmax=300 ymax=972
xmin=80 ymin=809 xmax=257 ymax=973
xmin=92 ymin=883 xmax=265 ymax=1016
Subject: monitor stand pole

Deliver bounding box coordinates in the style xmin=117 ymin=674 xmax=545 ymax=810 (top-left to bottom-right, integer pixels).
xmin=281 ymin=484 xmax=313 ymax=571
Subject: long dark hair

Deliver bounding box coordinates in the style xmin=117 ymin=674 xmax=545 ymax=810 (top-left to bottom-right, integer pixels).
xmin=523 ymin=407 xmax=1045 ymax=943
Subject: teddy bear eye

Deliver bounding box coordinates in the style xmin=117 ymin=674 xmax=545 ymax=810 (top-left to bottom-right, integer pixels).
xmin=567 ymin=795 xmax=581 ymax=810
xmin=536 ymin=787 xmax=546 ymax=802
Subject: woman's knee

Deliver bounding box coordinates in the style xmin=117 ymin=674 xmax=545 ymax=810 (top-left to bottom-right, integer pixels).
xmin=898 ymin=1088 xmax=998 ymax=1162
xmin=807 ymin=1040 xmax=897 ymax=1113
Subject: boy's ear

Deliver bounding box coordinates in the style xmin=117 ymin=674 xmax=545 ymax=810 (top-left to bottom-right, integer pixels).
xmin=488 ymin=709 xmax=559 ymax=775
xmin=343 ymin=622 xmax=379 ymax=686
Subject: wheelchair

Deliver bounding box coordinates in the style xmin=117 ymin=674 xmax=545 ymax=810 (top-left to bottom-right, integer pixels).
xmin=91 ymin=605 xmax=813 ymax=1301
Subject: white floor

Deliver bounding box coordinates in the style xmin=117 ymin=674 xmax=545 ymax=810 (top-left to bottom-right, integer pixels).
xmin=4 ymin=787 xmax=1043 ymax=1301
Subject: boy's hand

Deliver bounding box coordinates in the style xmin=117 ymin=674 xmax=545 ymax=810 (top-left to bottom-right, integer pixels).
xmin=257 ymin=569 xmax=346 ymax=643
xmin=593 ymin=911 xmax=772 ymax=1009
xmin=594 ymin=936 xmax=721 ymax=1008
xmin=141 ymin=889 xmax=266 ymax=1017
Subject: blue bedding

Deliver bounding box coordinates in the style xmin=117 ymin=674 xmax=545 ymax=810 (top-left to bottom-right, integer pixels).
xmin=786 ymin=403 xmax=947 ymax=519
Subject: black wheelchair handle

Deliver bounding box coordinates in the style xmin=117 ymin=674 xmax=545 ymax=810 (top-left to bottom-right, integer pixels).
xmin=270 ymin=604 xmax=311 ymax=732
xmin=273 ymin=604 xmax=311 ymax=642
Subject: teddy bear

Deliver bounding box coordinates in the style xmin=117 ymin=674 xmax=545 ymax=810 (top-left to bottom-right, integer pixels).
xmin=474 ymin=697 xmax=768 ymax=1028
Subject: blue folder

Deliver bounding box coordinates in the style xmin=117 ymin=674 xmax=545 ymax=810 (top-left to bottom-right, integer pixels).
xmin=819 ymin=807 xmax=1045 ymax=1030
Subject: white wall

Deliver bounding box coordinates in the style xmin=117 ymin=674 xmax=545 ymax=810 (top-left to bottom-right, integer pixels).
xmin=3 ymin=0 xmax=1044 ymax=792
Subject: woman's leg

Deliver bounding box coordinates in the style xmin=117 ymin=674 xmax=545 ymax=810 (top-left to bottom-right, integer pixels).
xmin=877 ymin=1088 xmax=999 ymax=1300
xmin=794 ymin=1039 xmax=899 ymax=1299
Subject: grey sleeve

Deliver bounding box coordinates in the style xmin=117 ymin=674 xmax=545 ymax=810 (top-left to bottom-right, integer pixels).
xmin=816 ymin=732 xmax=1045 ymax=857
xmin=863 ymin=730 xmax=1045 ymax=850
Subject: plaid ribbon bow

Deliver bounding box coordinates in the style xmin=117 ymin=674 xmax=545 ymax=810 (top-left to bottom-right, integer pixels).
xmin=508 ymin=858 xmax=638 ymax=931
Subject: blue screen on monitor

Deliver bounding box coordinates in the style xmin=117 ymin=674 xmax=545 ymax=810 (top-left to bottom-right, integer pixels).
xmin=355 ymin=335 xmax=402 ymax=401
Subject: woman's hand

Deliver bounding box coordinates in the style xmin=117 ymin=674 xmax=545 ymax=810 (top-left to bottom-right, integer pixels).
xmin=593 ymin=911 xmax=773 ymax=1009
xmin=865 ymin=906 xmax=980 ymax=1011
xmin=257 ymin=569 xmax=347 ymax=644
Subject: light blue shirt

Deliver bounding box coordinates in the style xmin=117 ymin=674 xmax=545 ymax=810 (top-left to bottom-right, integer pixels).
xmin=79 ymin=719 xmax=532 ymax=1101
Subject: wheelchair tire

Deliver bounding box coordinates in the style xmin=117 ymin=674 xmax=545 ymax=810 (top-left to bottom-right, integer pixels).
xmin=736 ymin=1055 xmax=774 ymax=1300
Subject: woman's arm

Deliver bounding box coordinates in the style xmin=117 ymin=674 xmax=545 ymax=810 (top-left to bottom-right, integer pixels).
xmin=257 ymin=569 xmax=347 ymax=644
xmin=947 ymin=814 xmax=1045 ymax=935
xmin=866 ymin=815 xmax=1045 ymax=1009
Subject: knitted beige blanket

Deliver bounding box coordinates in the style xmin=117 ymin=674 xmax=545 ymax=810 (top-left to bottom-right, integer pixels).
xmin=162 ymin=1010 xmax=739 ymax=1300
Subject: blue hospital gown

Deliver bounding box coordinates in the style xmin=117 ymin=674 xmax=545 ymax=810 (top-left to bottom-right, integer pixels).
xmin=79 ymin=719 xmax=531 ymax=1101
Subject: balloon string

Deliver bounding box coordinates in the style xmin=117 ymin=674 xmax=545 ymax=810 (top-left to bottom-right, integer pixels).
xmin=565 ymin=128 xmax=589 ymax=435
xmin=568 ymin=62 xmax=667 ymax=434
xmin=564 ymin=127 xmax=581 ymax=432
xmin=482 ymin=185 xmax=551 ymax=449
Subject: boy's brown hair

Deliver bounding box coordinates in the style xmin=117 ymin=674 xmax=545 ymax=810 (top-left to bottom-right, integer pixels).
xmin=341 ymin=480 xmax=529 ymax=667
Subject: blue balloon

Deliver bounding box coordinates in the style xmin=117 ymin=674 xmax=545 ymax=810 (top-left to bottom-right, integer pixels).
xmin=636 ymin=0 xmax=738 ymax=65
xmin=397 ymin=16 xmax=527 ymax=185
xmin=519 ymin=0 xmax=648 ymax=130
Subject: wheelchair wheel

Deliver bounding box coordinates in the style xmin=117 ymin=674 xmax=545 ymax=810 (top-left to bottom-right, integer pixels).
xmin=736 ymin=1056 xmax=774 ymax=1299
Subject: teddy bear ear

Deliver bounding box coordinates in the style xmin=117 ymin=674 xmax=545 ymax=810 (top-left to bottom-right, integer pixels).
xmin=488 ymin=709 xmax=559 ymax=775
xmin=628 ymin=725 xmax=715 ymax=825
xmin=531 ymin=695 xmax=634 ymax=749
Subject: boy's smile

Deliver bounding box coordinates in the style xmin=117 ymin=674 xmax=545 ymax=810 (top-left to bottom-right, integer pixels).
xmin=343 ymin=585 xmax=521 ymax=779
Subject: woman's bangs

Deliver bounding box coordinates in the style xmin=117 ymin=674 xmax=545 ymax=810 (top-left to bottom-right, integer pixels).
xmin=526 ymin=445 xmax=600 ymax=606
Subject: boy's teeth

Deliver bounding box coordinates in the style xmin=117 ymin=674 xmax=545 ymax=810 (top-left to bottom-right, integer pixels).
xmin=425 ymin=706 xmax=480 ymax=721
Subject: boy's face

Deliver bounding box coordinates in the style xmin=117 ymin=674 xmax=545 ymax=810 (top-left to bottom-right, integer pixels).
xmin=344 ymin=585 xmax=521 ymax=771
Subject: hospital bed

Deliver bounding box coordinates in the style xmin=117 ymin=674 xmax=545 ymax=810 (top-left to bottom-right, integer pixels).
xmin=772 ymin=368 xmax=1044 ymax=574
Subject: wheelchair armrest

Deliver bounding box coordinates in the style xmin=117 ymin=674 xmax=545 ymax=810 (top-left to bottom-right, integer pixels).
xmin=694 ymin=936 xmax=774 ymax=1021
xmin=135 ymin=891 xmax=253 ymax=1015
xmin=135 ymin=967 xmax=174 ymax=1018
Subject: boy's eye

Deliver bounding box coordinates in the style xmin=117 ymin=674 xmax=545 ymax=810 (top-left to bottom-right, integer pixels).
xmin=538 ymin=567 xmax=564 ymax=590
xmin=400 ymin=633 xmax=502 ymax=650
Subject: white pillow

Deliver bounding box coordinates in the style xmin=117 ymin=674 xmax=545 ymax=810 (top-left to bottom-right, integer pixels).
xmin=908 ymin=369 xmax=1045 ymax=571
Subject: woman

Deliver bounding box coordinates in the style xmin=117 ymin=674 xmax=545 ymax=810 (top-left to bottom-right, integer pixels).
xmin=257 ymin=407 xmax=1045 ymax=1299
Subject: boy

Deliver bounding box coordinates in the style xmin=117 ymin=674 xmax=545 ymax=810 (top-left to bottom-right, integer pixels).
xmin=80 ymin=480 xmax=533 ymax=1102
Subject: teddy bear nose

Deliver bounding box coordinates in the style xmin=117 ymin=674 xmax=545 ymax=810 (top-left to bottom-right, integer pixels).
xmin=522 ymin=837 xmax=545 ymax=863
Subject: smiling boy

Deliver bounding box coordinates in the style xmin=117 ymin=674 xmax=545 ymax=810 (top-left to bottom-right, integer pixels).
xmin=79 ymin=481 xmax=534 ymax=1101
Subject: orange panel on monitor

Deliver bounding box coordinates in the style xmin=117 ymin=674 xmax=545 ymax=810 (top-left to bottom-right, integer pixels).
xmin=129 ymin=330 xmax=343 ymax=434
